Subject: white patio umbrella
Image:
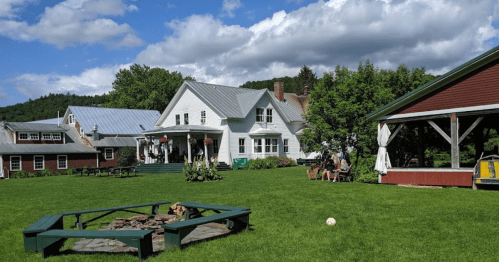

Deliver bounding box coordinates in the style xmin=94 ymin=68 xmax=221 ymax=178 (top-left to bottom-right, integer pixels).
xmin=374 ymin=123 xmax=392 ymax=179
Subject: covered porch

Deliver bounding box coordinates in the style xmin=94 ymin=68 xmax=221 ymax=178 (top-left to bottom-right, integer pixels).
xmin=139 ymin=125 xmax=223 ymax=166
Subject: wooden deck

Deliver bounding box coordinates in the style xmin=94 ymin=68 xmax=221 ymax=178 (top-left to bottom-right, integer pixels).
xmin=382 ymin=168 xmax=474 ymax=187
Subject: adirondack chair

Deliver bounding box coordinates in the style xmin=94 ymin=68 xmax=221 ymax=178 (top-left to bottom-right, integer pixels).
xmin=307 ymin=168 xmax=320 ymax=180
xmin=338 ymin=164 xmax=353 ymax=182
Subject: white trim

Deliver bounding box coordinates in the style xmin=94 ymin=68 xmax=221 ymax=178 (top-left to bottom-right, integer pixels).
xmin=0 ymin=154 xmax=3 ymax=178
xmin=380 ymin=103 xmax=499 ymax=121
xmin=30 ymin=132 xmax=39 ymax=140
xmin=105 ymin=148 xmax=114 ymax=160
xmin=52 ymin=133 xmax=61 ymax=141
xmin=18 ymin=132 xmax=29 ymax=140
xmin=266 ymin=108 xmax=273 ymax=123
xmin=253 ymin=138 xmax=262 ymax=153
xmin=256 ymin=108 xmax=264 ymax=123
xmin=57 ymin=155 xmax=68 ymax=170
xmin=184 ymin=113 xmax=189 ymax=125
xmin=283 ymin=139 xmax=289 ymax=153
xmin=34 ymin=155 xmax=45 ymax=170
xmin=238 ymin=138 xmax=245 ymax=154
xmin=175 ymin=114 xmax=180 ymax=125
xmin=68 ymin=113 xmax=75 ymax=125
xmin=10 ymin=155 xmax=21 ymax=171
xmin=42 ymin=133 xmax=52 ymax=141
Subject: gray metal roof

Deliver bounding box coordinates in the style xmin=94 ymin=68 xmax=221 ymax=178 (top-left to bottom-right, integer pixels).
xmin=88 ymin=136 xmax=138 ymax=148
xmin=0 ymin=124 xmax=98 ymax=154
xmin=6 ymin=122 xmax=67 ymax=132
xmin=27 ymin=117 xmax=63 ymax=124
xmin=68 ymin=106 xmax=161 ymax=135
xmin=181 ymin=81 xmax=306 ymax=122
xmin=143 ymin=125 xmax=223 ymax=135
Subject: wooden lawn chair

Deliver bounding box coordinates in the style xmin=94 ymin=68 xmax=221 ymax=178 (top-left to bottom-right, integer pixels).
xmin=307 ymin=168 xmax=320 ymax=180
xmin=338 ymin=164 xmax=353 ymax=182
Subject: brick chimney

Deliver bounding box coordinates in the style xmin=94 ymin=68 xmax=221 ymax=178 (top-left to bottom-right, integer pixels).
xmin=274 ymin=81 xmax=284 ymax=101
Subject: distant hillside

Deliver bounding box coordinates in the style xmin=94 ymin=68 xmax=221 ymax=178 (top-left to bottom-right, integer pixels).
xmin=240 ymin=76 xmax=301 ymax=94
xmin=0 ymin=93 xmax=109 ymax=122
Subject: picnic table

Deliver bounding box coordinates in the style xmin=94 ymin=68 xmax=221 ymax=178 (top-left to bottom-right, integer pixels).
xmin=74 ymin=166 xmax=113 ymax=177
xmin=109 ymin=166 xmax=137 ymax=178
xmin=60 ymin=200 xmax=171 ymax=230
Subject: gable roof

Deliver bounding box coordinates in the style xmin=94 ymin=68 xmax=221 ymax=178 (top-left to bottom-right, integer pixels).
xmin=63 ymin=106 xmax=161 ymax=135
xmin=6 ymin=122 xmax=67 ymax=132
xmin=27 ymin=118 xmax=63 ymax=125
xmin=366 ymin=45 xmax=499 ymax=121
xmin=156 ymin=81 xmax=307 ymax=125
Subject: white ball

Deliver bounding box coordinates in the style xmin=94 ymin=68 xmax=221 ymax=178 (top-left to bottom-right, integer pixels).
xmin=326 ymin=217 xmax=336 ymax=226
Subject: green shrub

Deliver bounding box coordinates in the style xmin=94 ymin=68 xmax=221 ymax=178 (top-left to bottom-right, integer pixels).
xmin=352 ymin=155 xmax=378 ymax=183
xmin=117 ymin=146 xmax=138 ymax=167
xmin=249 ymin=156 xmax=296 ymax=170
xmin=249 ymin=159 xmax=264 ymax=170
xmin=63 ymin=167 xmax=76 ymax=176
xmin=12 ymin=170 xmax=30 ymax=178
xmin=183 ymin=157 xmax=223 ymax=182
xmin=39 ymin=168 xmax=54 ymax=177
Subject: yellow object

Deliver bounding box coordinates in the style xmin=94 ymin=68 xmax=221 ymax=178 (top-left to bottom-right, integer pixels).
xmin=476 ymin=179 xmax=481 ymax=184
xmin=479 ymin=161 xmax=498 ymax=178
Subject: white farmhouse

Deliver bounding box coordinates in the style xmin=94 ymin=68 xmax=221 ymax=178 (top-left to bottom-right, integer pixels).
xmin=142 ymin=81 xmax=319 ymax=166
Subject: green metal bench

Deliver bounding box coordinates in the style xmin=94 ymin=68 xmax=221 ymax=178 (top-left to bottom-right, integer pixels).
xmin=37 ymin=229 xmax=154 ymax=260
xmin=180 ymin=201 xmax=250 ymax=219
xmin=23 ymin=214 xmax=64 ymax=252
xmin=162 ymin=204 xmax=251 ymax=248
xmin=61 ymin=201 xmax=171 ymax=230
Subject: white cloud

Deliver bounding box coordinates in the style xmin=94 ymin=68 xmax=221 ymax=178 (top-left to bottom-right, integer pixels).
xmin=127 ymin=4 xmax=138 ymax=12
xmin=221 ymin=0 xmax=242 ymax=18
xmin=11 ymin=64 xmax=131 ymax=99
xmin=0 ymin=0 xmax=144 ymax=48
xmin=0 ymin=0 xmax=33 ymax=18
xmin=134 ymin=0 xmax=499 ymax=86
xmin=166 ymin=3 xmax=176 ymax=9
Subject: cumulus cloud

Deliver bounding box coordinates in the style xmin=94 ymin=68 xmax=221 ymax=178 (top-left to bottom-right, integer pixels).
xmin=0 ymin=0 xmax=34 ymax=18
xmin=11 ymin=64 xmax=131 ymax=99
xmin=0 ymin=0 xmax=144 ymax=48
xmin=221 ymin=0 xmax=242 ymax=18
xmin=135 ymin=0 xmax=499 ymax=86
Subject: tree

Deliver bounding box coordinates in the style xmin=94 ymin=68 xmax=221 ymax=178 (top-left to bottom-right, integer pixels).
xmin=105 ymin=64 xmax=195 ymax=112
xmin=296 ymin=65 xmax=317 ymax=95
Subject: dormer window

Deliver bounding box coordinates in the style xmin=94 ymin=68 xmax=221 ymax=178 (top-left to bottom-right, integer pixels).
xmin=19 ymin=133 xmax=28 ymax=140
xmin=256 ymin=108 xmax=264 ymax=123
xmin=69 ymin=114 xmax=75 ymax=125
xmin=266 ymin=109 xmax=273 ymax=123
xmin=30 ymin=133 xmax=39 ymax=140
xmin=52 ymin=133 xmax=61 ymax=140
xmin=201 ymin=111 xmax=206 ymax=124
xmin=42 ymin=133 xmax=52 ymax=140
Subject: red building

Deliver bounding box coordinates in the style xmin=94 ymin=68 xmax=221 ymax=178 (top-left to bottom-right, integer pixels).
xmin=367 ymin=45 xmax=499 ymax=187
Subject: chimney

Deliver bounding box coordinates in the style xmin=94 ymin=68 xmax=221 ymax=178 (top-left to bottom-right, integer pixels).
xmin=274 ymin=81 xmax=284 ymax=101
xmin=92 ymin=124 xmax=99 ymax=141
xmin=303 ymin=85 xmax=309 ymax=96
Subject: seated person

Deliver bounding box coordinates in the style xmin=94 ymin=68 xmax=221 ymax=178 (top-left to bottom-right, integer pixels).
xmin=322 ymin=158 xmax=336 ymax=181
xmin=331 ymin=159 xmax=349 ymax=182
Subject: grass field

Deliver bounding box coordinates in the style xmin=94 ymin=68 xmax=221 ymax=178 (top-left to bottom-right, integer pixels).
xmin=2 ymin=166 xmax=499 ymax=261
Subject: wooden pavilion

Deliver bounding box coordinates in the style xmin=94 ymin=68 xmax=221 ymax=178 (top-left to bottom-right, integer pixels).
xmin=367 ymin=45 xmax=499 ymax=187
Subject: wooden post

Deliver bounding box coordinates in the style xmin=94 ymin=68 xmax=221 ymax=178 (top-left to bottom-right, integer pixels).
xmin=418 ymin=122 xmax=425 ymax=167
xmin=451 ymin=113 xmax=459 ymax=168
xmin=474 ymin=122 xmax=484 ymax=162
xmin=187 ymin=133 xmax=192 ymax=164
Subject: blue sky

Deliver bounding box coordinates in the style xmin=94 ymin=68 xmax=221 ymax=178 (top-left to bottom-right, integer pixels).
xmin=1 ymin=0 xmax=499 ymax=107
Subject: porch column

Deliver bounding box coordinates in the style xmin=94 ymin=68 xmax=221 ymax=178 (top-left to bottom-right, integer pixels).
xmin=204 ymin=133 xmax=209 ymax=168
xmin=164 ymin=135 xmax=169 ymax=164
xmin=136 ymin=139 xmax=140 ymax=162
xmin=451 ymin=113 xmax=459 ymax=168
xmin=418 ymin=122 xmax=425 ymax=167
xmin=187 ymin=133 xmax=192 ymax=163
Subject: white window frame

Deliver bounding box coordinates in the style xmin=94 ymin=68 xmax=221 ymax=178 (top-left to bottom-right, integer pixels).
xmin=105 ymin=148 xmax=114 ymax=160
xmin=175 ymin=114 xmax=180 ymax=125
xmin=284 ymin=139 xmax=289 ymax=153
xmin=265 ymin=138 xmax=271 ymax=153
xmin=34 ymin=155 xmax=44 ymax=170
xmin=42 ymin=133 xmax=52 ymax=140
xmin=266 ymin=108 xmax=273 ymax=123
xmin=272 ymin=138 xmax=278 ymax=153
xmin=201 ymin=111 xmax=206 ymax=124
xmin=239 ymin=138 xmax=245 ymax=154
xmin=213 ymin=139 xmax=219 ymax=155
xmin=18 ymin=132 xmax=29 ymax=140
xmin=30 ymin=132 xmax=39 ymax=140
xmin=10 ymin=156 xmax=21 ymax=171
xmin=52 ymin=133 xmax=61 ymax=140
xmin=256 ymin=108 xmax=264 ymax=123
xmin=253 ymin=139 xmax=262 ymax=153
xmin=80 ymin=127 xmax=84 ymax=138
xmin=184 ymin=113 xmax=189 ymax=125
xmin=57 ymin=155 xmax=68 ymax=170
xmin=69 ymin=114 xmax=75 ymax=125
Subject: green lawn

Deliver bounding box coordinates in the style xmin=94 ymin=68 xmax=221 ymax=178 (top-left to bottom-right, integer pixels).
xmin=1 ymin=166 xmax=499 ymax=261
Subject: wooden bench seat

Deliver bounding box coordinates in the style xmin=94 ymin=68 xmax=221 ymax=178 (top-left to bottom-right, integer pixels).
xmin=162 ymin=209 xmax=251 ymax=248
xmin=180 ymin=201 xmax=250 ymax=219
xmin=37 ymin=229 xmax=153 ymax=260
xmin=23 ymin=214 xmax=63 ymax=252
xmin=61 ymin=201 xmax=171 ymax=229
